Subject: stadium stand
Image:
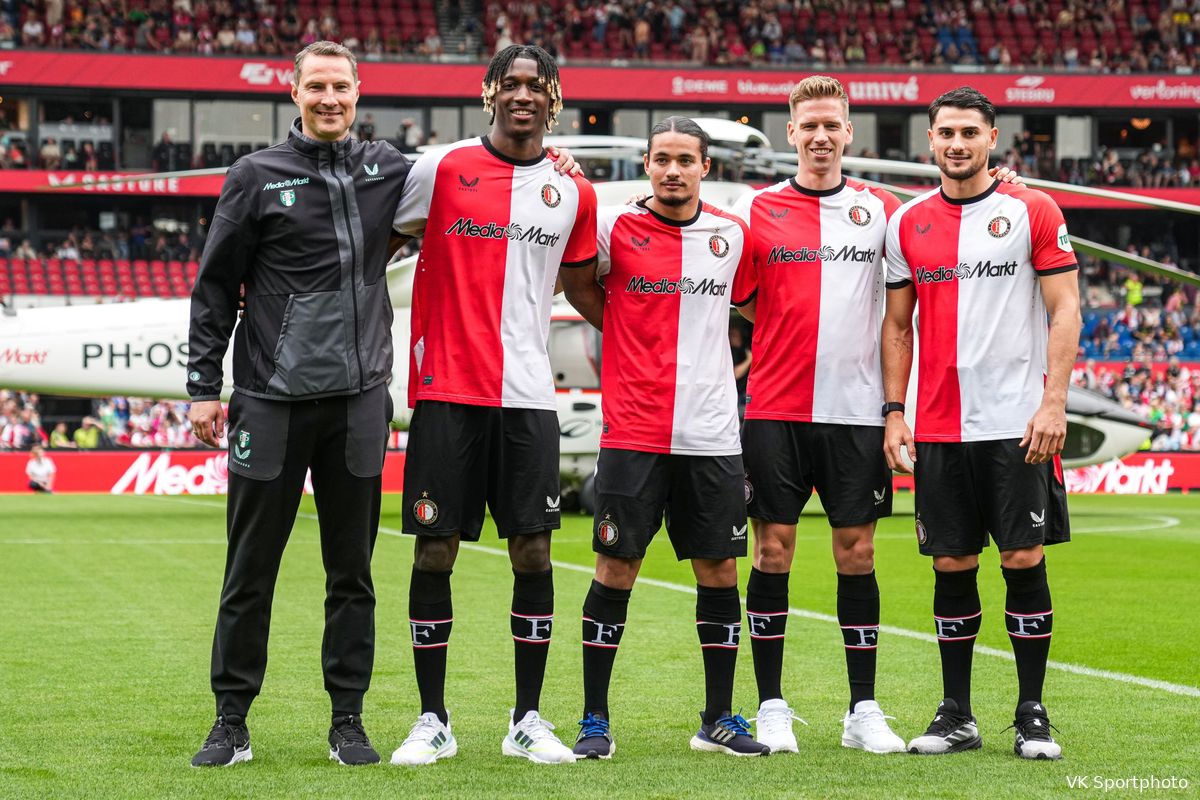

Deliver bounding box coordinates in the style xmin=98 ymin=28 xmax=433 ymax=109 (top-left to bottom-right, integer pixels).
xmin=0 ymin=257 xmax=196 ymax=299
xmin=6 ymin=0 xmax=1200 ymax=69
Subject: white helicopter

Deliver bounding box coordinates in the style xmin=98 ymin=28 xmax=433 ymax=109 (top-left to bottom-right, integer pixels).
xmin=1 ymin=119 xmax=1176 ymax=490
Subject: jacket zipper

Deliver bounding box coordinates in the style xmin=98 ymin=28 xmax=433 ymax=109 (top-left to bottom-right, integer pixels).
xmin=332 ymin=146 xmax=365 ymax=391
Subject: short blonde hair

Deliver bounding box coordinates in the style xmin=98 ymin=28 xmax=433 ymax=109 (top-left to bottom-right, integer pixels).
xmin=788 ymin=75 xmax=849 ymax=114
xmin=294 ymin=41 xmax=358 ymax=86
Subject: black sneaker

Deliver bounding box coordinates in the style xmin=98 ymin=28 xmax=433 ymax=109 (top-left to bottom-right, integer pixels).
xmin=191 ymin=715 xmax=252 ymax=767
xmin=906 ymin=698 xmax=982 ymax=754
xmin=1012 ymin=701 xmax=1062 ymax=760
xmin=573 ymin=712 xmax=615 ymax=760
xmin=329 ymin=714 xmax=381 ymax=765
xmin=689 ymin=712 xmax=770 ymax=757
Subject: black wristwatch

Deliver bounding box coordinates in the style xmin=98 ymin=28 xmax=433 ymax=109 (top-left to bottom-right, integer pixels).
xmin=882 ymin=402 xmax=905 ymax=418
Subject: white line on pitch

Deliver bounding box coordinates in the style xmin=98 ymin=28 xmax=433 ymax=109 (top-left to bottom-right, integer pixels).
xmin=152 ymin=496 xmax=1200 ymax=699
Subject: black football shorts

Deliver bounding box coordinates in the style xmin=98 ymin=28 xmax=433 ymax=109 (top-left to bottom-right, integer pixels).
xmin=912 ymin=439 xmax=1071 ymax=556
xmin=741 ymin=419 xmax=893 ymax=529
xmin=591 ymin=448 xmax=748 ymax=561
xmin=402 ymin=400 xmax=561 ymax=540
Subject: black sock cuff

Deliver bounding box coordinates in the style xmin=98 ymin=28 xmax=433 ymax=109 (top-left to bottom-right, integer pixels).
xmin=1001 ymin=558 xmax=1047 ymax=594
xmin=747 ymin=567 xmax=790 ymax=600
xmin=411 ymin=567 xmax=453 ymax=601
xmin=696 ymin=584 xmax=741 ymax=623
xmin=583 ymin=580 xmax=632 ymax=623
xmin=934 ymin=566 xmax=980 ymax=597
xmin=836 ymin=571 xmax=880 ymax=600
xmin=513 ymin=568 xmax=554 ymax=614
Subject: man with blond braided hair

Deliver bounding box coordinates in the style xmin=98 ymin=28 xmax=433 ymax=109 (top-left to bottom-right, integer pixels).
xmin=389 ymin=44 xmax=597 ymax=766
xmin=481 ymin=44 xmax=564 ymax=132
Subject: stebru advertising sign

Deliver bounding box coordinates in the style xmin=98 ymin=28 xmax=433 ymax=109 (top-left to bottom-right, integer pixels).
xmin=0 ymin=452 xmax=1196 ymax=495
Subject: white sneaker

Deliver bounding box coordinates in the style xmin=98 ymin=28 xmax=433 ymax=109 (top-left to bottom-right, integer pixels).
xmin=390 ymin=712 xmax=457 ymax=766
xmin=502 ymin=710 xmax=576 ymax=764
xmin=749 ymin=698 xmax=805 ymax=754
xmin=842 ymin=700 xmax=906 ymax=754
xmin=1012 ymin=701 xmax=1062 ymax=760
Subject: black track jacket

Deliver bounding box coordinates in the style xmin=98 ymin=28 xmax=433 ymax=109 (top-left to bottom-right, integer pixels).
xmin=187 ymin=120 xmax=411 ymax=401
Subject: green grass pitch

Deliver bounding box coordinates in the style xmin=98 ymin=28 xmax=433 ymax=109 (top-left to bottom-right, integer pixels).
xmin=1 ymin=493 xmax=1197 ymax=799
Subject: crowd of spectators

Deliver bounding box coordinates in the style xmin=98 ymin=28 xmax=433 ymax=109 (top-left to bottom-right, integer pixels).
xmin=2 ymin=0 xmax=438 ymax=58
xmin=0 ymin=390 xmax=199 ymax=450
xmin=4 ymin=0 xmax=1200 ymax=70
xmin=988 ymin=130 xmax=1200 ymax=187
xmin=1078 ymin=281 xmax=1200 ymax=360
xmin=1073 ymin=359 xmax=1200 ymax=449
xmin=416 ymin=0 xmax=1200 ymax=70
xmin=0 ymin=223 xmax=197 ymax=263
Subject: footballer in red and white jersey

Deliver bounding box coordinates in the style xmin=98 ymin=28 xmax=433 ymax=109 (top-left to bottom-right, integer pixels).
xmin=596 ymin=200 xmax=752 ymax=456
xmin=731 ymin=178 xmax=901 ymax=425
xmin=394 ymin=136 xmax=598 ymax=411
xmin=885 ymin=180 xmax=1077 ymax=443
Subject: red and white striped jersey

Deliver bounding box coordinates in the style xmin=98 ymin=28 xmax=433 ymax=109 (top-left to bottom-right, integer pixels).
xmin=597 ymin=201 xmax=752 ymax=455
xmin=731 ymin=178 xmax=901 ymax=425
xmin=394 ymin=136 xmax=598 ymax=410
xmin=885 ymin=181 xmax=1077 ymax=442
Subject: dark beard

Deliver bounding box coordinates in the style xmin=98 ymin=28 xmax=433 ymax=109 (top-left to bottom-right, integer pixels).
xmin=655 ymin=192 xmax=693 ymax=207
xmin=938 ymin=154 xmax=984 ymax=181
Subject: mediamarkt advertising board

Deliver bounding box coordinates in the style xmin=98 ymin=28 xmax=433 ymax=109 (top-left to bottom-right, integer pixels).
xmin=0 ymin=452 xmax=1196 ymax=495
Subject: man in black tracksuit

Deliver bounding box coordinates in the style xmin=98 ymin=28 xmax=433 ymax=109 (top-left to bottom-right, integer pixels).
xmin=186 ymin=41 xmax=409 ymax=767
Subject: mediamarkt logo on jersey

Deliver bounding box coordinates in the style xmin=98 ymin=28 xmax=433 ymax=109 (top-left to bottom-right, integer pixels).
xmin=445 ymin=217 xmax=562 ymax=247
xmin=915 ymin=259 xmax=1018 ymax=285
xmin=766 ymin=244 xmax=877 ymax=265
xmin=625 ymin=275 xmax=729 ymax=296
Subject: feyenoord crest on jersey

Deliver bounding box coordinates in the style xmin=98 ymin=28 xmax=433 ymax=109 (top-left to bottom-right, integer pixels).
xmin=541 ymin=183 xmax=561 ymax=208
xmin=988 ymin=215 xmax=1012 ymax=238
xmin=598 ymin=516 xmax=619 ymax=546
xmin=709 ymin=234 xmax=729 ymax=257
xmin=414 ymin=492 xmax=439 ymax=525
xmin=848 ymin=204 xmax=872 ymax=226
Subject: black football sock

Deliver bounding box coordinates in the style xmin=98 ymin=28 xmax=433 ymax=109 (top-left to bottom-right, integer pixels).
xmin=409 ymin=567 xmax=453 ymax=725
xmin=1002 ymin=558 xmax=1053 ymax=706
xmin=696 ymin=584 xmax=742 ymax=725
xmin=933 ymin=565 xmax=981 ymax=717
xmin=511 ymin=568 xmax=554 ymax=723
xmin=837 ymin=571 xmax=880 ymax=711
xmin=745 ymin=567 xmax=789 ymax=705
xmin=581 ymin=579 xmax=632 ymax=719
